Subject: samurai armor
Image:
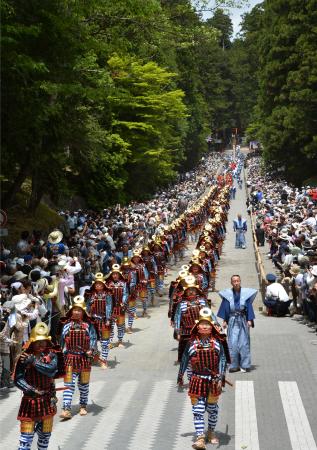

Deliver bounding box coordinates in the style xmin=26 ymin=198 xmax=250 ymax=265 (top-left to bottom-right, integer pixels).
xmin=188 ymin=375 xmax=222 ymax=399
xmin=107 ymin=281 xmax=125 ymax=305
xmin=80 ymin=370 xmax=91 ymax=384
xmin=90 ymin=294 xmax=107 ymax=316
xmin=20 ymin=421 xmax=35 ymax=432
xmin=17 ymin=365 xmax=56 ymax=420
xmin=64 ymin=323 xmax=91 ymax=371
xmin=112 ymin=305 xmax=125 ymax=319
xmin=191 ymin=342 xmax=219 ymax=374
xmin=181 ymin=303 xmax=201 ymax=334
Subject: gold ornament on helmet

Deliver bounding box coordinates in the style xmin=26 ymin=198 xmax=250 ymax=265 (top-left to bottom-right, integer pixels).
xmin=121 ymin=257 xmax=131 ymax=267
xmin=110 ymin=263 xmax=123 ymax=275
xmin=93 ymin=272 xmax=106 ymax=285
xmin=29 ymin=322 xmax=52 ymax=344
xmin=184 ymin=275 xmax=198 ymax=288
xmin=196 ymin=307 xmax=213 ymax=325
xmin=178 ymin=269 xmax=189 ymax=279
xmin=71 ymin=295 xmax=87 ymax=311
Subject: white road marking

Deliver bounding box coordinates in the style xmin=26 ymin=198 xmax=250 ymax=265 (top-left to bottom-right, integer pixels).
xmin=235 ymin=380 xmax=259 ymax=450
xmin=49 ymin=380 xmax=104 ymax=449
xmin=83 ymin=380 xmax=138 ymax=450
xmin=279 ymin=381 xmax=317 ymax=450
xmin=128 ymin=380 xmax=173 ymax=450
xmin=0 ymin=390 xmax=21 ymax=432
xmin=0 ymin=381 xmax=70 ymax=447
xmin=173 ymin=391 xmax=194 ymax=450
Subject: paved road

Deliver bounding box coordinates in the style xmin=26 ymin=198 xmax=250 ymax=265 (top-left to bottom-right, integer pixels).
xmin=1 ymin=164 xmax=317 ymax=449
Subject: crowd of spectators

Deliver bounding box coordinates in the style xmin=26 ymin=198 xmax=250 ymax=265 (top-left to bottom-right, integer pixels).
xmin=246 ymin=155 xmax=317 ymax=331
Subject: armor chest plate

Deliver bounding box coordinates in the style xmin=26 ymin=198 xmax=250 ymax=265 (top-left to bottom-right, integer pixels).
xmin=108 ymin=281 xmax=124 ymax=304
xmin=90 ymin=293 xmax=106 ymax=315
xmin=135 ymin=265 xmax=145 ymax=282
xmin=192 ymin=341 xmax=219 ymax=373
xmin=181 ymin=303 xmax=201 ymax=329
xmin=66 ymin=324 xmax=90 ymax=352
xmin=25 ymin=364 xmax=52 ymax=392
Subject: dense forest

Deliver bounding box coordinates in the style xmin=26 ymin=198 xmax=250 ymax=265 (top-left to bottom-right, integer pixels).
xmin=1 ymin=0 xmax=316 ymax=212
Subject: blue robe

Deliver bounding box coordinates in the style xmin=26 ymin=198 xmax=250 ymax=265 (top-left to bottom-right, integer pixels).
xmin=233 ymin=218 xmax=247 ymax=248
xmin=217 ymin=288 xmax=257 ymax=369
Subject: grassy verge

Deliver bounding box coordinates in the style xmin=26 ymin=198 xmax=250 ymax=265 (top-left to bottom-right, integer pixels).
xmin=2 ymin=193 xmax=64 ymax=249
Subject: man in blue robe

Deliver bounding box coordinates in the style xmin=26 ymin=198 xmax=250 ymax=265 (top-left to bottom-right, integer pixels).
xmin=233 ymin=214 xmax=247 ymax=249
xmin=217 ymin=275 xmax=257 ymax=372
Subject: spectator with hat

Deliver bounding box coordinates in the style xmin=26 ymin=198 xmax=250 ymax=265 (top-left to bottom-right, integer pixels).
xmin=264 ymin=274 xmax=291 ymax=316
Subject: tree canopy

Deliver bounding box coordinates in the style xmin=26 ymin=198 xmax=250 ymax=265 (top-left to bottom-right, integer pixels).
xmin=2 ymin=0 xmax=245 ymax=210
xmin=240 ymin=0 xmax=317 ymax=184
xmin=4 ymin=0 xmax=315 ymax=210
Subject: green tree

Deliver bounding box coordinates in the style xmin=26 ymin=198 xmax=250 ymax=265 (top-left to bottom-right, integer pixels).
xmin=256 ymin=0 xmax=317 ymax=184
xmin=108 ymin=55 xmax=187 ymax=200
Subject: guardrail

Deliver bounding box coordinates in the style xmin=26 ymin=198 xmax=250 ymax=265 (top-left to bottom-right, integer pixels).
xmin=244 ymin=169 xmax=267 ymax=302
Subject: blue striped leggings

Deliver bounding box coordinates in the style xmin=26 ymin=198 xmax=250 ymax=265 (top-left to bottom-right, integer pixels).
xmin=63 ymin=372 xmax=89 ymax=409
xmin=100 ymin=338 xmax=110 ymax=361
xmin=155 ymin=276 xmax=164 ymax=293
xmin=192 ymin=397 xmax=219 ymax=437
xmin=18 ymin=422 xmax=51 ymax=450
xmin=128 ymin=305 xmax=136 ymax=327
xmin=110 ymin=318 xmax=125 ymax=342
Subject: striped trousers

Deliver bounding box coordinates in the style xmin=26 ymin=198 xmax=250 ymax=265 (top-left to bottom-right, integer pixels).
xmin=63 ymin=372 xmax=89 ymax=409
xmin=128 ymin=305 xmax=136 ymax=327
xmin=192 ymin=397 xmax=219 ymax=437
xmin=18 ymin=422 xmax=51 ymax=450
xmin=110 ymin=318 xmax=125 ymax=342
xmin=100 ymin=339 xmax=110 ymax=361
xmin=155 ymin=276 xmax=164 ymax=294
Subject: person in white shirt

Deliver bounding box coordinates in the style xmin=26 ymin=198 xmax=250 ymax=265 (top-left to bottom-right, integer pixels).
xmin=301 ymin=212 xmax=317 ymax=229
xmin=264 ymin=273 xmax=291 ymax=316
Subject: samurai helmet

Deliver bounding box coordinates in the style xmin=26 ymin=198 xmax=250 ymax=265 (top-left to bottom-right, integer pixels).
xmin=183 ymin=275 xmax=202 ymax=294
xmin=184 ymin=275 xmax=198 ymax=289
xmin=121 ymin=257 xmax=131 ymax=267
xmin=71 ymin=295 xmax=86 ymax=311
xmin=196 ymin=307 xmax=213 ymax=325
xmin=192 ymin=249 xmax=200 ymax=258
xmin=29 ymin=322 xmax=52 ymax=344
xmin=93 ymin=272 xmax=106 ymax=286
xmin=111 ymin=263 xmax=122 ymax=274
xmin=190 ymin=257 xmax=204 ymax=269
xmin=178 ymin=269 xmax=189 ymax=279
xmin=107 ymin=264 xmax=124 ymax=279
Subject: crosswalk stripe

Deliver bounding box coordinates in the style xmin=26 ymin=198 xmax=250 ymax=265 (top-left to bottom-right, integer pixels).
xmin=279 ymin=381 xmax=317 ymax=450
xmin=235 ymin=380 xmax=259 ymax=450
xmin=83 ymin=380 xmax=138 ymax=450
xmin=173 ymin=391 xmax=194 ymax=450
xmin=0 ymin=381 xmax=69 ymax=446
xmin=0 ymin=390 xmax=21 ymax=432
xmin=48 ymin=380 xmax=104 ymax=449
xmin=128 ymin=380 xmax=173 ymax=450
xmin=0 ymin=422 xmax=20 ymax=448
